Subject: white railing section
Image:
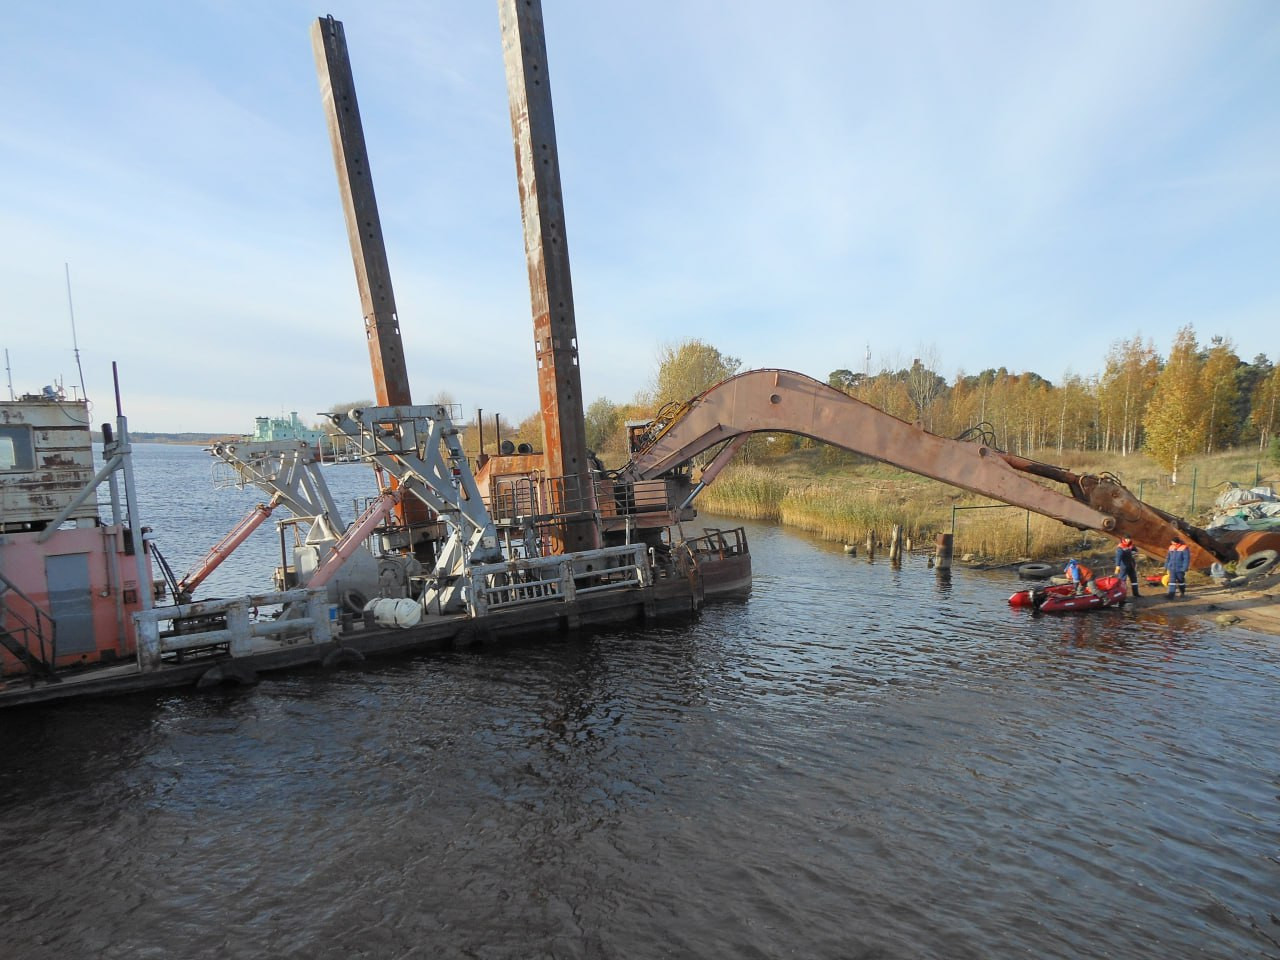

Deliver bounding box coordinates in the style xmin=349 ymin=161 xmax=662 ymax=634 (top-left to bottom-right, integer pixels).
xmin=133 ymin=588 xmax=335 ymax=671
xmin=467 ymin=544 xmax=651 ymax=615
xmin=133 ymin=546 xmax=658 ymax=668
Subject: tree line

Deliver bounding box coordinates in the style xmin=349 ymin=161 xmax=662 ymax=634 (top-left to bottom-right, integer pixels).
xmin=322 ymin=326 xmax=1279 ymax=479
xmin=584 ymin=328 xmax=1278 ymax=477
xmin=823 ymin=326 xmax=1277 ymax=480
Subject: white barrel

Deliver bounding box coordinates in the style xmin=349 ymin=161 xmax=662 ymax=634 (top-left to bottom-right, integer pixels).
xmin=364 ymin=597 xmax=423 ymax=629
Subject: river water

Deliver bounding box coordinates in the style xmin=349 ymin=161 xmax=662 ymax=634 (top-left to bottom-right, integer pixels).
xmin=2 ymin=444 xmax=1277 ymax=959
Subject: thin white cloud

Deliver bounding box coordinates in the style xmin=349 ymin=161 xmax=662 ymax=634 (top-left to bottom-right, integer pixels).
xmin=2 ymin=1 xmax=1276 ymax=429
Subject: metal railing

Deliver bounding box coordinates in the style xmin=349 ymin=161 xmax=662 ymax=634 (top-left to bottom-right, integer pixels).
xmin=133 ymin=588 xmax=335 ymax=671
xmin=0 ymin=572 xmax=59 ymax=679
xmin=487 ymin=474 xmax=681 ymax=554
xmin=489 ymin=473 xmax=599 ymax=523
xmin=467 ymin=544 xmax=651 ymax=615
xmin=602 ymin=478 xmax=676 ymax=517
xmin=683 ymin=526 xmax=748 ymax=561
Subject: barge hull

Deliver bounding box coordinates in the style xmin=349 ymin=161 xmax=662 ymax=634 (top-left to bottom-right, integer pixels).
xmin=0 ymin=578 xmax=701 ymax=709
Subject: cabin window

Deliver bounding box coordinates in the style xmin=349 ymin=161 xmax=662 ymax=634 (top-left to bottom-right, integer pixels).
xmin=0 ymin=426 xmax=36 ymax=471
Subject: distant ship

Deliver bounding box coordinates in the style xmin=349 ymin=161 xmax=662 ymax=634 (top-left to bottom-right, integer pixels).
xmin=247 ymin=412 xmax=355 ymax=462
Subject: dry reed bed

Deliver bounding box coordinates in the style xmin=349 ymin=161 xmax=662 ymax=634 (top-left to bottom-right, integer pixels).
xmin=694 ymin=448 xmax=1271 ymax=564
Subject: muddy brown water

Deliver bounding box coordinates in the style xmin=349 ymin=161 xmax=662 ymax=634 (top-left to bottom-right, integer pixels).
xmin=1 ymin=444 xmax=1277 ymax=959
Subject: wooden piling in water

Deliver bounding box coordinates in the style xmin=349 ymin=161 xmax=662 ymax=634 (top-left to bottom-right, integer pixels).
xmin=889 ymin=524 xmax=902 ymax=564
xmin=935 ymin=532 xmax=953 ymax=571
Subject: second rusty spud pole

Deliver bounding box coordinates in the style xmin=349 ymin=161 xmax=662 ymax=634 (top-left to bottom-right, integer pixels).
xmin=499 ymin=0 xmax=600 ymax=553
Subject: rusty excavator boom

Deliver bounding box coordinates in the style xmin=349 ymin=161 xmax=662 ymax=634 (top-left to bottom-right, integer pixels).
xmin=617 ymin=369 xmax=1280 ymax=572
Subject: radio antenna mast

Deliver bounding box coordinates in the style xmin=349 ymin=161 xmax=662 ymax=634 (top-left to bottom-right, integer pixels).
xmin=64 ymin=263 xmax=89 ymax=401
xmin=4 ymin=348 xmax=13 ymax=400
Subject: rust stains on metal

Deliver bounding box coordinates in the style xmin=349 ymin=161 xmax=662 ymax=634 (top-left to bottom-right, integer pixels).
xmin=619 ymin=368 xmax=1266 ymax=570
xmin=498 ymin=0 xmax=599 ymax=554
xmin=311 ymin=15 xmax=411 ymax=409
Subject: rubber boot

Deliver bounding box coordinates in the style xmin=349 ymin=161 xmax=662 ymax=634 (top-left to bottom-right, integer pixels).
xmin=1179 ymin=585 xmax=1186 ymax=597
xmin=1131 ymin=584 xmax=1140 ymax=597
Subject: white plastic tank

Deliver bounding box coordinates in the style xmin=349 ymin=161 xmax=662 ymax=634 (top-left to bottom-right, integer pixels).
xmin=363 ymin=597 xmax=423 ymax=629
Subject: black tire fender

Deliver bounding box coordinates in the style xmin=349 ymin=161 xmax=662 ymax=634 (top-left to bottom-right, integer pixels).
xmin=322 ymin=646 xmax=366 ymax=669
xmin=196 ymin=663 xmax=259 ymax=689
xmin=1238 ymin=549 xmax=1279 ymax=579
xmin=1017 ymin=562 xmax=1055 ymax=580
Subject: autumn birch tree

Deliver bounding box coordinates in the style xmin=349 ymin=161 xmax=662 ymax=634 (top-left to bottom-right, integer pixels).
xmin=649 ymin=340 xmax=741 ymax=409
xmin=1200 ymin=336 xmax=1241 ymax=454
xmin=1143 ymin=326 xmax=1206 ymax=482
xmin=1098 ymin=336 xmax=1158 ymax=455
xmin=1251 ymin=363 xmax=1280 ymax=452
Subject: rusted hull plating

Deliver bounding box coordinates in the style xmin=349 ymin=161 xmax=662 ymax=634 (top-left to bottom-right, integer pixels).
xmin=0 ymin=570 xmax=704 ymax=709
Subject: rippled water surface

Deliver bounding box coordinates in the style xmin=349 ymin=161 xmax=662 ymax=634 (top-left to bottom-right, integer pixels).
xmin=2 ymin=444 xmax=1278 ymax=958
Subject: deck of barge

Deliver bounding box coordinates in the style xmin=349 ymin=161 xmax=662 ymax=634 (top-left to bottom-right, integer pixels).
xmin=0 ymin=573 xmax=702 ymax=709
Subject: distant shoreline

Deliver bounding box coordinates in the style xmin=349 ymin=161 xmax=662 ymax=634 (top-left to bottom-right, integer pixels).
xmin=91 ymin=432 xmax=233 ymax=445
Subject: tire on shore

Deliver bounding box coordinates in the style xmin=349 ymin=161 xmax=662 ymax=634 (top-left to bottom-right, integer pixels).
xmin=1017 ymin=562 xmax=1055 ymax=581
xmin=1238 ymin=549 xmax=1278 ymax=580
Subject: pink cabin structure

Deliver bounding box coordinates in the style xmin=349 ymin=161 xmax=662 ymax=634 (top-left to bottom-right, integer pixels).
xmin=0 ymin=391 xmax=155 ymax=677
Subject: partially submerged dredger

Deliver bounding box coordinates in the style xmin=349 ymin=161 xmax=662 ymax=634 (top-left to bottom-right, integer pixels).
xmin=0 ymin=5 xmax=750 ymax=707
xmin=4 ymin=5 xmax=1278 ymax=706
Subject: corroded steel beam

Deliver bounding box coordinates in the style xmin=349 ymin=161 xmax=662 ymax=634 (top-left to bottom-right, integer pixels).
xmin=619 ymin=369 xmax=1250 ymax=569
xmin=311 ymin=15 xmax=411 ymax=407
xmin=498 ymin=0 xmax=599 ymax=553
xmin=624 ymin=369 xmax=1118 ymax=530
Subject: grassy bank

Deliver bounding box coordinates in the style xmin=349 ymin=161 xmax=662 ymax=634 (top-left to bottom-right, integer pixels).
xmin=696 ymin=446 xmax=1277 ymax=564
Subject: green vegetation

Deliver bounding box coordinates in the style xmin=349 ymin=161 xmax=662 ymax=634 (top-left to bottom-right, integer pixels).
xmin=318 ymin=327 xmax=1278 ymax=567
xmin=823 ymin=330 xmax=1277 ymax=462
xmin=431 ymin=338 xmax=742 ymax=461
xmin=701 ymin=450 xmax=1269 ymax=568
xmin=649 ymin=340 xmax=741 ymax=411
xmin=698 ymin=445 xmax=1275 ymax=564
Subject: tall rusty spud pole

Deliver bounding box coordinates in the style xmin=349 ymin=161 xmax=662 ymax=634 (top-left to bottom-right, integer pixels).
xmin=311 ymin=15 xmax=412 ymax=408
xmin=313 ymin=15 xmax=432 ymax=551
xmin=498 ymin=0 xmax=600 ymax=553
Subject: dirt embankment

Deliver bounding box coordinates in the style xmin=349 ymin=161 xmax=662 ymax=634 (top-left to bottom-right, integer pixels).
xmin=1000 ymin=553 xmax=1280 ymax=637
xmin=1134 ymin=569 xmax=1280 ymax=636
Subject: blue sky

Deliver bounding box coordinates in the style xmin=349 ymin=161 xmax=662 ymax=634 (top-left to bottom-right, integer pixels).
xmin=2 ymin=1 xmax=1277 ymax=433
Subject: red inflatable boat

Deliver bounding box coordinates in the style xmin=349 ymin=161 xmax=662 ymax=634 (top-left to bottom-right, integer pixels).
xmin=1009 ymin=575 xmax=1128 ymax=612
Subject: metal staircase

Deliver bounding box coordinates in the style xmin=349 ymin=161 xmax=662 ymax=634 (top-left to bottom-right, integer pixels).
xmin=0 ymin=572 xmax=60 ymax=682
